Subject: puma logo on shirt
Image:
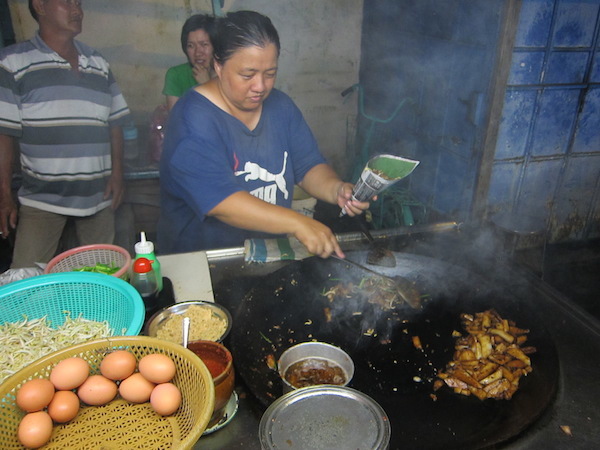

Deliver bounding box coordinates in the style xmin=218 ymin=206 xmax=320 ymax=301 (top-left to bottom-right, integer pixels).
xmin=234 ymin=151 xmax=289 ymax=203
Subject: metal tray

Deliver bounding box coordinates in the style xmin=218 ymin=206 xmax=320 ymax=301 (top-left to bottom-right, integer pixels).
xmin=259 ymin=385 xmax=390 ymax=450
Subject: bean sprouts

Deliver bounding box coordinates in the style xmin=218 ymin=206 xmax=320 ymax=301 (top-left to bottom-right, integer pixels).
xmin=0 ymin=312 xmax=112 ymax=383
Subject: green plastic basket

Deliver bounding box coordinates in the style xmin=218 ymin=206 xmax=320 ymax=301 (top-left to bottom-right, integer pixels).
xmin=0 ymin=272 xmax=145 ymax=335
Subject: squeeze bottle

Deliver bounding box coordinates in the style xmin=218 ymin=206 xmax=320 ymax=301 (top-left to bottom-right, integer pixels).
xmin=134 ymin=231 xmax=163 ymax=291
xmin=131 ymin=257 xmax=158 ymax=315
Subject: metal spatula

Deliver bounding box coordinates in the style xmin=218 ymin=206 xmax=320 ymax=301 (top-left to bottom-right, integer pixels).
xmin=331 ymin=255 xmax=421 ymax=309
xmin=355 ymin=215 xmax=397 ymax=267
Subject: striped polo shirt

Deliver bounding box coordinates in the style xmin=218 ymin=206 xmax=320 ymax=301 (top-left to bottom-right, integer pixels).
xmin=0 ymin=33 xmax=130 ymax=216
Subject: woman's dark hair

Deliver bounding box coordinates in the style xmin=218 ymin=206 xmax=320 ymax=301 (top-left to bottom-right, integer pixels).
xmin=180 ymin=14 xmax=216 ymax=54
xmin=212 ymin=11 xmax=280 ymax=65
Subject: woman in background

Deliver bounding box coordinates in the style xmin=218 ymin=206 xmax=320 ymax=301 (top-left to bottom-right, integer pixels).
xmin=163 ymin=14 xmax=215 ymax=110
xmin=159 ymin=11 xmax=370 ymax=257
xmin=151 ymin=14 xmax=216 ymax=162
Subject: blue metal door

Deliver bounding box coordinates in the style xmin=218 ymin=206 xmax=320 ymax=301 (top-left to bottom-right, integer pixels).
xmin=359 ymin=0 xmax=508 ymax=226
xmin=360 ymin=1 xmax=599 ymax=241
xmin=488 ymin=0 xmax=600 ymax=241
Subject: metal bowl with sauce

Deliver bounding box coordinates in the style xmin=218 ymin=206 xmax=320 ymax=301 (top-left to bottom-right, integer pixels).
xmin=278 ymin=341 xmax=355 ymax=394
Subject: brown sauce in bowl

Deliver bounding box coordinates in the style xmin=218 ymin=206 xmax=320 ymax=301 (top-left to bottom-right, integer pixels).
xmin=284 ymin=357 xmax=347 ymax=388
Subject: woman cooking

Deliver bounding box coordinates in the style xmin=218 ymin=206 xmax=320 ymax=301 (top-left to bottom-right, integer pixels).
xmin=158 ymin=10 xmax=370 ymax=258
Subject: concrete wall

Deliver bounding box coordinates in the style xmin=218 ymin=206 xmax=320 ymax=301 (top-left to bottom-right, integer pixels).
xmin=8 ymin=0 xmax=362 ymax=173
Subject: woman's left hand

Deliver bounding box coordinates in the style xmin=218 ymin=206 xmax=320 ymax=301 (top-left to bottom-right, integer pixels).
xmin=336 ymin=182 xmax=372 ymax=217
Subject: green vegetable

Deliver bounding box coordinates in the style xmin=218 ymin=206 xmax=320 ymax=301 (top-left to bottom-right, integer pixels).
xmin=73 ymin=262 xmax=120 ymax=275
xmin=259 ymin=331 xmax=272 ymax=343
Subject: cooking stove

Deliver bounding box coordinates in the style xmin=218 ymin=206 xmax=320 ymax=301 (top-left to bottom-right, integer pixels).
xmin=198 ymin=222 xmax=600 ymax=449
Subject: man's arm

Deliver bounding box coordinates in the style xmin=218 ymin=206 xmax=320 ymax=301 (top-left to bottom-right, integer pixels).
xmin=104 ymin=126 xmax=125 ymax=210
xmin=166 ymin=95 xmax=179 ymax=110
xmin=0 ymin=134 xmax=18 ymax=237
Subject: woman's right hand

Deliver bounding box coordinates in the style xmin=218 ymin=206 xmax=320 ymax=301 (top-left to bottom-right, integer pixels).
xmin=209 ymin=192 xmax=345 ymax=258
xmin=192 ymin=64 xmax=211 ymax=85
xmin=292 ymin=215 xmax=344 ymax=259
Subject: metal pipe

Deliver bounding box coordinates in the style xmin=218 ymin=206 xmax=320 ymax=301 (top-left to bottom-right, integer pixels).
xmin=205 ymin=222 xmax=461 ymax=261
xmin=335 ymin=221 xmax=461 ymax=243
xmin=206 ymin=247 xmax=245 ymax=261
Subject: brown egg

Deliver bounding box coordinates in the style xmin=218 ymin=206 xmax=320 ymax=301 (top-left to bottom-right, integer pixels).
xmin=47 ymin=390 xmax=80 ymax=423
xmin=150 ymin=383 xmax=182 ymax=416
xmin=77 ymin=375 xmax=118 ymax=406
xmin=18 ymin=411 xmax=53 ymax=449
xmin=119 ymin=372 xmax=156 ymax=403
xmin=16 ymin=378 xmax=55 ymax=413
xmin=50 ymin=357 xmax=90 ymax=391
xmin=138 ymin=354 xmax=176 ymax=384
xmin=100 ymin=350 xmax=137 ymax=381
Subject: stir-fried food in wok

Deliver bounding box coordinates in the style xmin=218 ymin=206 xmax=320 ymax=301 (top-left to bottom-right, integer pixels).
xmin=434 ymin=309 xmax=536 ymax=400
xmin=322 ymin=276 xmax=419 ymax=310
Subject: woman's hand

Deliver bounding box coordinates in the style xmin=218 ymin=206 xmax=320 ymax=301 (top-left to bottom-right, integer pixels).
xmin=292 ymin=214 xmax=345 ymax=259
xmin=299 ymin=165 xmax=373 ymax=217
xmin=336 ymin=182 xmax=373 ymax=217
xmin=192 ymin=64 xmax=211 ymax=85
xmin=210 ymin=192 xmax=344 ymax=258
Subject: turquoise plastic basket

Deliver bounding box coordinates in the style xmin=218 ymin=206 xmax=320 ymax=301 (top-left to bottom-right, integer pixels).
xmin=0 ymin=272 xmax=145 ymax=335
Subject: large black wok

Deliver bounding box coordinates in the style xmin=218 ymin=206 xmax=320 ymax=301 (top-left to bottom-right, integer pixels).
xmin=230 ymin=252 xmax=559 ymax=449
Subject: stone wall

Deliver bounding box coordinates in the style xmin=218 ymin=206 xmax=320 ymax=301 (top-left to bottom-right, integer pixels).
xmin=8 ymin=0 xmax=362 ymax=172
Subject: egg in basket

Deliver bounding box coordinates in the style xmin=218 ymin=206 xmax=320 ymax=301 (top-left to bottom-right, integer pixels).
xmin=0 ymin=336 xmax=215 ymax=449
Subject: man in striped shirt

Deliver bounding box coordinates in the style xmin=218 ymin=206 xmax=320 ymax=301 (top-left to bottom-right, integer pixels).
xmin=0 ymin=0 xmax=131 ymax=268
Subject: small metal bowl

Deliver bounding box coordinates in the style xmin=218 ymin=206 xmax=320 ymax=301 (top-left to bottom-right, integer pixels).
xmin=278 ymin=341 xmax=355 ymax=394
xmin=144 ymin=300 xmax=232 ymax=344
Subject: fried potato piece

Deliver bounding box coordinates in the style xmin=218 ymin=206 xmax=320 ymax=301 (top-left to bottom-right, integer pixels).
xmin=412 ymin=335 xmax=423 ymax=350
xmin=436 ymin=309 xmax=536 ymax=401
xmin=489 ymin=328 xmax=515 ymax=343
xmin=474 ymin=361 xmax=498 ymax=381
xmin=480 ymin=368 xmax=503 ymax=385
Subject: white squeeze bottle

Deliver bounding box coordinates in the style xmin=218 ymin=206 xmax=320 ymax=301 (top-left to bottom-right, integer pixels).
xmin=131 ymin=257 xmax=158 ymax=311
xmin=134 ymin=231 xmax=162 ymax=292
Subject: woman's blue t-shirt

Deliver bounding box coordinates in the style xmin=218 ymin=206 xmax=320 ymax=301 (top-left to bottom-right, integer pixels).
xmin=158 ymin=88 xmax=326 ymax=253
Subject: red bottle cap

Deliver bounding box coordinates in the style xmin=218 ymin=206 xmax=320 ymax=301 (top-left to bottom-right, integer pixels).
xmin=133 ymin=257 xmax=154 ymax=273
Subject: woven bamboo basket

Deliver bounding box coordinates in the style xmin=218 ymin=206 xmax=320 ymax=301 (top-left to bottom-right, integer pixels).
xmin=0 ymin=336 xmax=215 ymax=449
